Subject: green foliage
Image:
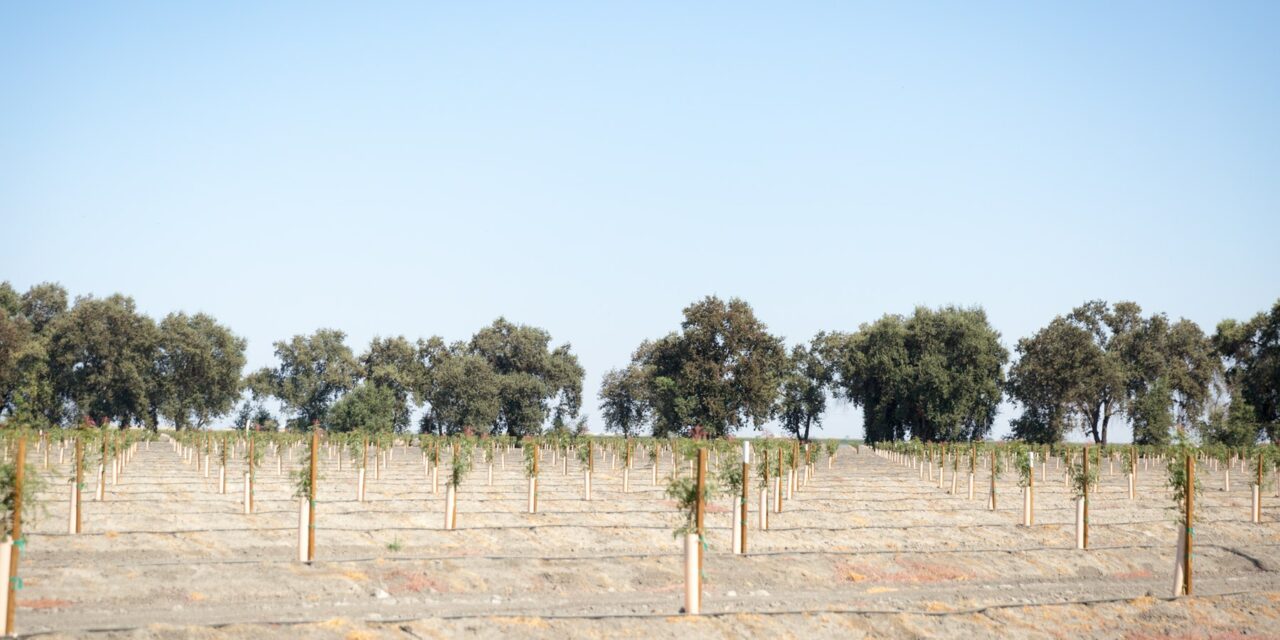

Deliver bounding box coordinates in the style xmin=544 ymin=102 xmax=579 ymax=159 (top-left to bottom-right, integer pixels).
xmin=360 ymin=336 xmax=422 ymax=433
xmin=1245 ymin=448 xmax=1278 ymax=489
xmin=1009 ymin=301 xmax=1218 ymax=445
xmin=327 ymin=383 xmax=400 ymax=433
xmin=1013 ymin=447 xmax=1033 ymax=488
xmin=1214 ymin=300 xmax=1280 ymax=443
xmin=0 ymin=283 xmax=67 ymax=425
xmin=416 ymin=338 xmax=501 ymax=435
xmin=824 ymin=306 xmax=1007 ymax=443
xmin=523 ymin=441 xmax=539 ymax=478
xmin=775 ymin=337 xmax=834 ymax=441
xmin=234 ymin=402 xmax=278 ymax=431
xmin=466 ymin=318 xmax=584 ymax=437
xmin=635 ymin=296 xmax=787 ymax=438
xmin=245 ymin=432 xmax=264 ymax=469
xmin=0 ymin=458 xmax=41 ymax=538
xmin=1165 ymin=435 xmax=1202 ymax=525
xmin=664 ymin=474 xmax=717 ymax=537
xmin=293 ymin=438 xmax=318 ymax=499
xmin=754 ymin=443 xmax=781 ymax=487
xmin=347 ymin=434 xmax=369 ymax=469
xmin=1130 ymin=378 xmax=1174 ymax=446
xmin=153 ymin=312 xmax=247 ymax=430
xmin=1200 ymin=389 xmax=1263 ymax=447
xmin=249 ymin=329 xmax=360 ymax=431
xmin=716 ymin=452 xmax=743 ymax=498
xmin=46 ymin=293 xmax=160 ymax=427
xmin=823 ymin=439 xmax=840 ymax=457
xmin=1067 ymin=451 xmax=1099 ymax=499
xmin=598 ymin=365 xmax=651 ymax=437
xmin=449 ymin=442 xmax=473 ymax=488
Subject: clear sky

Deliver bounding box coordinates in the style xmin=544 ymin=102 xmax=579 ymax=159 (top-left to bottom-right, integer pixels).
xmin=3 ymin=2 xmax=1277 ymax=441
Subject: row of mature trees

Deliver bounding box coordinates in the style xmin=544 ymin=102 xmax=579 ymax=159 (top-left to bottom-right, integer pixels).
xmin=1007 ymin=300 xmax=1279 ymax=446
xmin=0 ymin=282 xmax=584 ymax=436
xmin=242 ymin=318 xmax=584 ymax=436
xmin=3 ymin=281 xmax=1275 ymax=444
xmin=598 ymin=297 xmax=1007 ymax=443
xmin=600 ymin=296 xmax=1279 ymax=446
xmin=0 ymin=282 xmax=246 ymax=429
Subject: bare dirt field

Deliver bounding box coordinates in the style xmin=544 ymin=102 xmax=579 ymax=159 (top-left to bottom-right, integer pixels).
xmin=18 ymin=441 xmax=1280 ymax=638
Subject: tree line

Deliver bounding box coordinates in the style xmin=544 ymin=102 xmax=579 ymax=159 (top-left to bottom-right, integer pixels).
xmin=0 ymin=283 xmax=582 ymax=436
xmin=600 ymin=297 xmax=1277 ymax=446
xmin=1 ymin=282 xmax=1276 ymax=445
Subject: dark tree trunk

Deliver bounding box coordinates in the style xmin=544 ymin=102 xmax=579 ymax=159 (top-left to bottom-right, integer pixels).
xmin=1100 ymin=400 xmax=1111 ymax=444
xmin=1087 ymin=405 xmax=1102 ymax=443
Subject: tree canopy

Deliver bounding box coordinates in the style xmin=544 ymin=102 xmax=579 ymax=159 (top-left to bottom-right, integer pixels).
xmin=415 ymin=337 xmax=501 ymax=435
xmin=154 ymin=312 xmax=247 ymax=429
xmin=2 ymin=281 xmax=1271 ymax=444
xmin=326 ymin=382 xmax=400 ymax=433
xmin=1214 ymin=299 xmax=1280 ymax=443
xmin=1007 ymin=301 xmax=1219 ymax=444
xmin=824 ymin=306 xmax=1007 ymax=443
xmin=247 ymin=329 xmax=360 ymax=431
xmin=775 ymin=336 xmax=833 ymax=442
xmin=45 ymin=294 xmax=160 ymax=427
xmin=631 ymin=296 xmax=787 ymax=438
xmin=598 ymin=364 xmax=650 ymax=438
xmin=359 ymin=335 xmax=423 ymax=432
xmin=467 ymin=318 xmax=584 ymax=437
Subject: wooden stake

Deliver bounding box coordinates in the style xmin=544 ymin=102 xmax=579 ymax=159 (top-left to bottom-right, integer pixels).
xmin=1083 ymin=445 xmax=1090 ymax=549
xmin=6 ymin=438 xmax=25 ymax=635
xmin=248 ymin=436 xmax=255 ymax=514
xmin=741 ymin=441 xmax=750 ymax=554
xmin=1184 ymin=453 xmax=1194 ymax=596
xmin=989 ymin=449 xmax=997 ymax=510
xmin=308 ymin=430 xmax=318 ymax=563
xmin=695 ymin=448 xmax=706 ymax=612
xmin=74 ymin=438 xmax=83 ymax=534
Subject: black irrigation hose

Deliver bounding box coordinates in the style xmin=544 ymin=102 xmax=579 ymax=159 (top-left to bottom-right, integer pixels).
xmin=27 ymin=542 xmax=1280 ymax=569
xmin=14 ymin=587 xmax=1277 ymax=639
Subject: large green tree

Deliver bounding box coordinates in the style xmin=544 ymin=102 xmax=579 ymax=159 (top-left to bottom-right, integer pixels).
xmin=248 ymin=329 xmax=360 ymax=430
xmin=360 ymin=335 xmax=424 ymax=433
xmin=0 ymin=282 xmax=68 ymax=425
xmin=825 ymin=306 xmax=1006 ymax=443
xmin=414 ymin=337 xmax=501 ymax=435
xmin=0 ymin=284 xmax=33 ymax=418
xmin=466 ymin=318 xmax=584 ymax=437
xmin=1006 ymin=318 xmax=1092 ymax=443
xmin=1200 ymin=389 xmax=1262 ymax=446
xmin=820 ymin=315 xmax=910 ymax=442
xmin=1008 ymin=301 xmax=1217 ymax=444
xmin=153 ymin=312 xmax=247 ymax=429
xmin=1125 ymin=317 xmax=1218 ymax=445
xmin=46 ymin=294 xmax=159 ymax=427
xmin=1214 ymin=299 xmax=1280 ymax=443
xmin=632 ymin=296 xmax=787 ymax=438
xmin=598 ymin=364 xmax=650 ymax=437
xmin=326 ymin=382 xmax=400 ymax=433
xmin=774 ymin=335 xmax=833 ymax=442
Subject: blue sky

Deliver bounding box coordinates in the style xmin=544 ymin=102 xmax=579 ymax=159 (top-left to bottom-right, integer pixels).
xmin=3 ymin=2 xmax=1277 ymax=441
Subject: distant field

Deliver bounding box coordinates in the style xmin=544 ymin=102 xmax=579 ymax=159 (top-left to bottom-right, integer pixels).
xmin=20 ymin=441 xmax=1280 ymax=638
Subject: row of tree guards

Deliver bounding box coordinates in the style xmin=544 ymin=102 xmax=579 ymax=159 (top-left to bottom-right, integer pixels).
xmin=3 ymin=427 xmax=1279 ymax=627
xmin=875 ymin=439 xmax=1280 ymax=597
